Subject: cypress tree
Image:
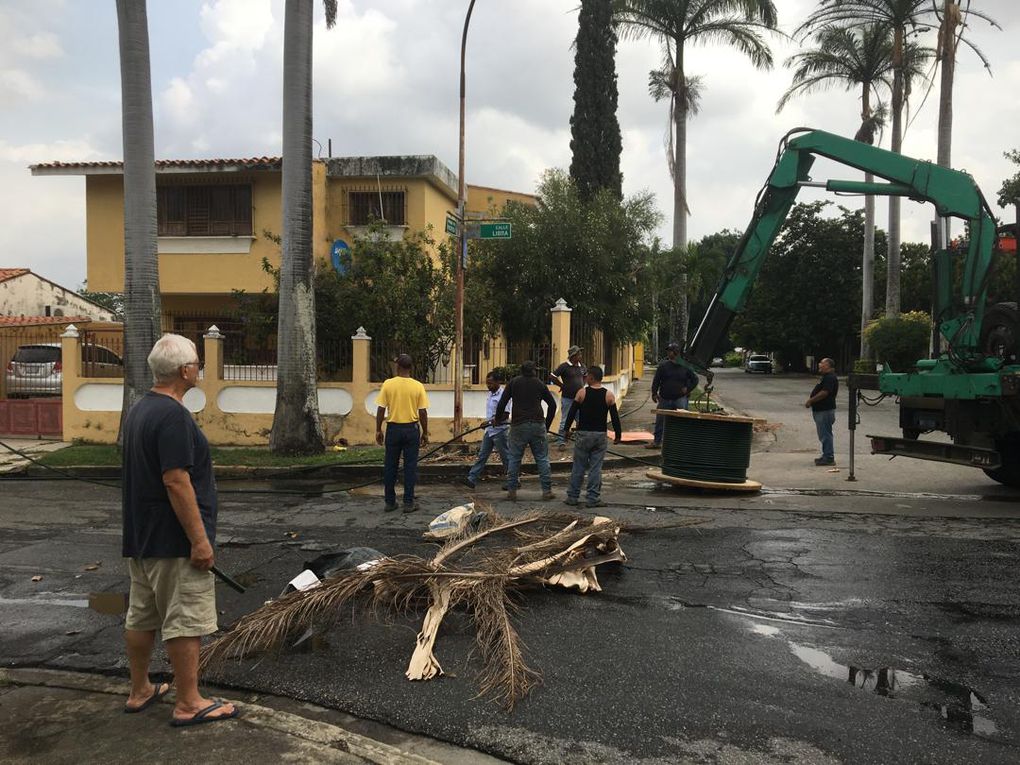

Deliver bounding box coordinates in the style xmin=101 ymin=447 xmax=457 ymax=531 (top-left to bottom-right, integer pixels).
xmin=569 ymin=0 xmax=623 ymax=200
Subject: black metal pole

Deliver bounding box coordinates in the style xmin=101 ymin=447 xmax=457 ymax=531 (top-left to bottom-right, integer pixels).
xmin=847 ymin=383 xmax=857 ymax=482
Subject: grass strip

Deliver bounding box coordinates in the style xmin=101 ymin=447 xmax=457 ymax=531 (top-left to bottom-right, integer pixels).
xmin=35 ymin=444 xmax=385 ymax=468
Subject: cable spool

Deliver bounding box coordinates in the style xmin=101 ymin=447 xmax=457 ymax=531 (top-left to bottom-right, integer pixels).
xmin=647 ymin=409 xmax=761 ymax=492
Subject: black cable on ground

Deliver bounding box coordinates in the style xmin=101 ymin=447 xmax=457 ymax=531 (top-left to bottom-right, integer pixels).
xmin=660 ymin=415 xmax=751 ymax=484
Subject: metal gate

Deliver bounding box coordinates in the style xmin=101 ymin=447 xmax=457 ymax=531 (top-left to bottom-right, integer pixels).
xmin=1 ymin=327 xmax=64 ymax=438
xmin=0 ymin=398 xmax=62 ymax=437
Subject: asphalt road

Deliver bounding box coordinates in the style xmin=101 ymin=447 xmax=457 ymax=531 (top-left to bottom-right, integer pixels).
xmin=2 ymin=370 xmax=1019 ymax=763
xmin=706 ymin=366 xmax=1018 ymax=497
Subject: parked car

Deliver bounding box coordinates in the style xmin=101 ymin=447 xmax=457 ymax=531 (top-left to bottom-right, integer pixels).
xmin=6 ymin=343 xmax=123 ymax=397
xmin=744 ymin=354 xmax=773 ymax=374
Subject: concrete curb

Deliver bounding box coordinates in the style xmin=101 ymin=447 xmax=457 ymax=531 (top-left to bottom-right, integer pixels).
xmin=16 ymin=452 xmax=662 ymax=482
xmin=0 ymin=667 xmax=443 ymax=765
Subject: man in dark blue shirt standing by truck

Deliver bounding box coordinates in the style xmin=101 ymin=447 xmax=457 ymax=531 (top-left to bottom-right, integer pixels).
xmin=805 ymin=357 xmax=838 ymax=466
xmin=648 ymin=342 xmax=699 ymax=449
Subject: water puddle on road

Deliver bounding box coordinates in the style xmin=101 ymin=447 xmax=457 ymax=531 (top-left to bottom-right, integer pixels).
xmin=787 ymin=641 xmax=997 ymax=739
xmin=0 ymin=592 xmax=127 ymax=615
xmin=88 ymin=592 xmax=128 ymax=615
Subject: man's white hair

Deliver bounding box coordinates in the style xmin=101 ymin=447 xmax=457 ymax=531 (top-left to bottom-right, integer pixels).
xmin=148 ymin=334 xmax=198 ymax=383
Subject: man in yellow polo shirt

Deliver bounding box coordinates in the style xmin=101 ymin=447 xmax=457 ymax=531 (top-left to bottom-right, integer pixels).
xmin=375 ymin=353 xmax=430 ymax=513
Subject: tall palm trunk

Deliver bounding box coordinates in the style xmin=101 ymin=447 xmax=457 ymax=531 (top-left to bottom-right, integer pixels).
xmin=884 ymin=25 xmax=904 ymax=317
xmin=859 ymin=87 xmax=876 ymax=359
xmin=673 ymin=43 xmax=689 ymax=344
xmin=116 ymin=0 xmax=161 ymax=432
xmin=936 ymin=0 xmax=959 ymax=169
xmin=271 ymin=0 xmax=324 ymax=454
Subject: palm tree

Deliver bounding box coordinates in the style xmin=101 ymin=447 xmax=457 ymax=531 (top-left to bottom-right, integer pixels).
xmin=270 ymin=0 xmax=337 ymax=455
xmin=777 ymin=25 xmax=928 ymax=356
xmin=615 ymin=0 xmax=778 ymax=344
xmin=115 ymin=0 xmax=162 ymax=431
xmin=799 ymin=1 xmax=930 ymax=317
xmin=933 ymin=1 xmax=997 ymax=170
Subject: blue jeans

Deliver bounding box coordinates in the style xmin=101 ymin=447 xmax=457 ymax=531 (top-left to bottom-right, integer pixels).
xmin=556 ymin=395 xmax=576 ymax=444
xmin=467 ymin=429 xmax=510 ymax=484
xmin=653 ymin=396 xmax=689 ymax=444
xmin=384 ymin=423 xmax=420 ymax=505
xmin=813 ymin=408 xmax=836 ymax=460
xmin=568 ymin=431 xmax=608 ymax=503
xmin=506 ymin=421 xmax=552 ymax=492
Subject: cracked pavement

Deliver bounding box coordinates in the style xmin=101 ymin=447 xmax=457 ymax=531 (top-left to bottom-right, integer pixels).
xmin=2 ymin=369 xmax=1019 ymax=763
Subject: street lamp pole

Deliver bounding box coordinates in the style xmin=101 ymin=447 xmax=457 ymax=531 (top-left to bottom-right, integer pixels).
xmin=454 ymin=0 xmax=476 ymax=439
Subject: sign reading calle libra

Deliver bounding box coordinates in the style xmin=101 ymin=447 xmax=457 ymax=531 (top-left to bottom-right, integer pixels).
xmin=478 ymin=222 xmax=511 ymax=239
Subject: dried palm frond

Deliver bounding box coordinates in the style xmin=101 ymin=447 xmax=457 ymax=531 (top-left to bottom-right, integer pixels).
xmin=201 ymin=508 xmax=634 ymax=708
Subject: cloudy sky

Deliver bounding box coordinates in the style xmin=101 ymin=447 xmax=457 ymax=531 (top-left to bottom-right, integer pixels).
xmin=2 ymin=0 xmax=1018 ymax=290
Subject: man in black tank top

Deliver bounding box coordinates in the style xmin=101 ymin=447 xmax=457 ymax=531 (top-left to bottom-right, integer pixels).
xmin=561 ymin=365 xmax=622 ymax=508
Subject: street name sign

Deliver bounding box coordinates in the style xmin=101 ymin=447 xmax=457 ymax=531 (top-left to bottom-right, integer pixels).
xmin=478 ymin=222 xmax=511 ymax=239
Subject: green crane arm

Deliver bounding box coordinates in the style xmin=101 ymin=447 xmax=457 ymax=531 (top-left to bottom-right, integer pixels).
xmin=686 ymin=128 xmax=998 ymax=372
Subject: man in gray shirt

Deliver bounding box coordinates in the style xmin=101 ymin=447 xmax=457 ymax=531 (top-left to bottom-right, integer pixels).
xmin=495 ymin=360 xmax=557 ymax=502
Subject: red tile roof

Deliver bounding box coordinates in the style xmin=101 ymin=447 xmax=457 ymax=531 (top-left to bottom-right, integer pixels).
xmin=0 ymin=315 xmax=91 ymax=327
xmin=31 ymin=157 xmax=282 ymax=172
xmin=0 ymin=268 xmax=29 ymax=284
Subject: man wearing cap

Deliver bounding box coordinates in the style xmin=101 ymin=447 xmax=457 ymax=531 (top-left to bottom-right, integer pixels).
xmin=648 ymin=342 xmax=699 ymax=449
xmin=549 ymin=345 xmax=586 ymax=448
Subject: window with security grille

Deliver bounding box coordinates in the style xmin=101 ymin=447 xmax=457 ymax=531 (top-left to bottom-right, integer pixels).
xmin=347 ymin=190 xmax=406 ymax=226
xmin=157 ymin=184 xmax=252 ymax=236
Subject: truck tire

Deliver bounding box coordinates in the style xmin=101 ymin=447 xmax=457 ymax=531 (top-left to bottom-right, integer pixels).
xmin=983 ymin=433 xmax=1020 ymax=488
xmin=980 ymin=302 xmax=1018 ymax=364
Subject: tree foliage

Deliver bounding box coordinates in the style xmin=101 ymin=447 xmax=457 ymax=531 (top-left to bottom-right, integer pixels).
xmin=235 ymin=228 xmax=459 ymax=383
xmin=78 ymin=283 xmax=125 ymax=320
xmin=470 ymin=170 xmax=660 ymax=345
xmin=862 ymin=310 xmax=931 ymax=370
xmin=569 ymin=0 xmax=623 ymax=200
xmin=317 ymin=229 xmax=455 ymax=381
xmin=731 ymin=202 xmax=865 ymax=369
xmin=999 ymin=149 xmax=1020 ymax=208
xmin=647 ymin=231 xmax=736 ymax=356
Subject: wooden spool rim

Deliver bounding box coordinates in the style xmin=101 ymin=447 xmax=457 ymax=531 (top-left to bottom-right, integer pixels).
xmin=652 ymin=408 xmax=755 ymax=425
xmin=646 ymin=469 xmax=762 ymax=493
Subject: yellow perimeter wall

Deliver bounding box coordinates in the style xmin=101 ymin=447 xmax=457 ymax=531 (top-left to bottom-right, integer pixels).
xmin=59 ymin=330 xmax=634 ymax=446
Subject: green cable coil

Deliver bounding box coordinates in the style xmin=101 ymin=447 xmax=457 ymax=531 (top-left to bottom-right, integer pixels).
xmin=661 ymin=414 xmax=752 ymax=484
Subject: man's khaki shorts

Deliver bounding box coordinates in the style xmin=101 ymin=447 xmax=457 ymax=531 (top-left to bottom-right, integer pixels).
xmin=125 ymin=558 xmax=217 ymax=641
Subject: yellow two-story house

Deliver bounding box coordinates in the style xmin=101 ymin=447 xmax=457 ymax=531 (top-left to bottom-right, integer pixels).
xmin=31 ymin=154 xmax=534 ymax=331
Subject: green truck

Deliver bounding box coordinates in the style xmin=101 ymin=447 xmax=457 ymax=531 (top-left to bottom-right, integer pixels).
xmin=686 ymin=128 xmax=1020 ymax=487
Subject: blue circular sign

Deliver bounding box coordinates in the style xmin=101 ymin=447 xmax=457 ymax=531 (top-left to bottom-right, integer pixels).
xmin=331 ymin=240 xmax=350 ymax=275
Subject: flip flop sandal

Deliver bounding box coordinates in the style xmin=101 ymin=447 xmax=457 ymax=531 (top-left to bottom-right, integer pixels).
xmin=170 ymin=700 xmax=240 ymax=727
xmin=124 ymin=682 xmax=171 ymax=714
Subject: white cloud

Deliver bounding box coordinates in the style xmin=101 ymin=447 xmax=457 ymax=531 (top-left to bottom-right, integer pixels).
xmin=0 ymin=69 xmax=41 ymax=102
xmin=12 ymin=32 xmax=63 ymax=59
xmin=0 ymin=138 xmax=102 ymax=164
xmin=3 ymin=0 xmax=1019 ymax=288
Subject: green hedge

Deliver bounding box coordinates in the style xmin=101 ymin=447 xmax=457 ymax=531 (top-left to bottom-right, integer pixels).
xmin=862 ymin=311 xmax=931 ymax=372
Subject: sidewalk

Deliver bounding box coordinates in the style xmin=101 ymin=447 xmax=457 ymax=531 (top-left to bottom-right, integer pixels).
xmin=0 ymin=668 xmax=504 ymax=765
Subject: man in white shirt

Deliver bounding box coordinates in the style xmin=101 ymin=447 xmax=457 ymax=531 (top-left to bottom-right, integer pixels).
xmin=462 ymin=370 xmax=511 ymax=489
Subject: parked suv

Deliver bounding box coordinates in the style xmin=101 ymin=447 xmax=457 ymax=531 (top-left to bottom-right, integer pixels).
xmin=6 ymin=343 xmax=123 ymax=397
xmin=744 ymin=354 xmax=773 ymax=374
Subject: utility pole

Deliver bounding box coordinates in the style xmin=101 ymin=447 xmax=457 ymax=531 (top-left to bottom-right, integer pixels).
xmin=453 ymin=0 xmax=477 ymax=439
